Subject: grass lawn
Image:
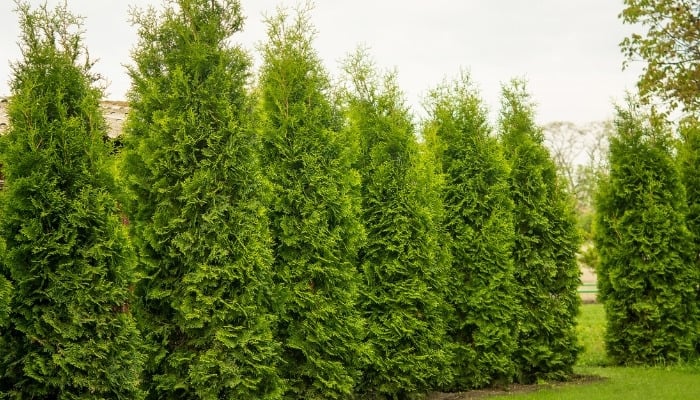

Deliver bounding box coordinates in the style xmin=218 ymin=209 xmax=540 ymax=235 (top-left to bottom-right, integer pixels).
xmin=488 ymin=365 xmax=700 ymax=399
xmin=484 ymin=303 xmax=700 ymax=399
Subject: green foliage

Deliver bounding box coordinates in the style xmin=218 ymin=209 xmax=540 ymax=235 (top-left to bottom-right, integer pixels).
xmin=343 ymin=51 xmax=451 ymax=398
xmin=677 ymin=118 xmax=700 ymax=352
xmin=0 ymin=2 xmax=144 ymax=397
xmin=595 ymin=102 xmax=699 ymax=365
xmin=424 ymin=72 xmax=518 ymax=390
xmin=577 ymin=243 xmax=600 ymax=272
xmin=257 ymin=7 xmax=366 ymax=399
xmin=0 ymin=273 xmax=10 ymax=328
xmin=620 ymin=0 xmax=700 ymax=113
xmin=499 ymin=80 xmax=581 ymax=383
xmin=678 ymin=118 xmax=700 ymax=259
xmin=121 ymin=0 xmax=282 ymax=398
xmin=0 ymin=214 xmax=8 ymax=328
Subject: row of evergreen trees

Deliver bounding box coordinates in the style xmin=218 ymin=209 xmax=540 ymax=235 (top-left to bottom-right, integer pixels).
xmin=0 ymin=1 xmax=582 ymax=398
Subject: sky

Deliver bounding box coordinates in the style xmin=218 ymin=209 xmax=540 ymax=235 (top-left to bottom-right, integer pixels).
xmin=0 ymin=0 xmax=641 ymax=124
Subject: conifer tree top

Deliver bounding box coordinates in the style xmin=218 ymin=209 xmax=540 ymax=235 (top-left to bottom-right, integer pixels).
xmin=3 ymin=0 xmax=109 ymax=188
xmin=499 ymin=80 xmax=544 ymax=145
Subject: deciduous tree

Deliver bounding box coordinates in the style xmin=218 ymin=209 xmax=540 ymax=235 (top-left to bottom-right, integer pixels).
xmin=620 ymin=0 xmax=700 ymax=113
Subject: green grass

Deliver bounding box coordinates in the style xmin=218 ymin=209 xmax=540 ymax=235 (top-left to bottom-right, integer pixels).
xmin=490 ymin=366 xmax=700 ymax=399
xmin=576 ymin=303 xmax=607 ymax=367
xmin=486 ymin=303 xmax=700 ymax=399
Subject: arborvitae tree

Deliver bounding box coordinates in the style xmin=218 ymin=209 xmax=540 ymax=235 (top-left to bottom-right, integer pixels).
xmin=498 ymin=81 xmax=581 ymax=383
xmin=678 ymin=119 xmax=700 ymax=347
xmin=0 ymin=2 xmax=144 ymax=397
xmin=424 ymin=73 xmax=518 ymax=390
xmin=257 ymin=8 xmax=366 ymax=399
xmin=679 ymin=119 xmax=700 ymax=252
xmin=121 ymin=0 xmax=282 ymax=398
xmin=342 ymin=51 xmax=451 ymax=398
xmin=595 ymin=103 xmax=698 ymax=364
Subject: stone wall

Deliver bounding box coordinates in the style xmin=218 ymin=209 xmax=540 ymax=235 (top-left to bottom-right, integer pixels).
xmin=0 ymin=98 xmax=7 ymax=133
xmin=0 ymin=97 xmax=129 ymax=138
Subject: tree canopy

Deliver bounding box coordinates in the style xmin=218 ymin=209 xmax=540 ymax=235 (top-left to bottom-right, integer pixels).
xmin=620 ymin=0 xmax=700 ymax=113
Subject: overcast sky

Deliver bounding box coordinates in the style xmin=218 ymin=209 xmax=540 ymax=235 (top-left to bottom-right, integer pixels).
xmin=0 ymin=0 xmax=641 ymax=124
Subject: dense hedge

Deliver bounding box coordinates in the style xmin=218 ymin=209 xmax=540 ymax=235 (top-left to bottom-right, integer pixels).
xmin=595 ymin=104 xmax=699 ymax=364
xmin=499 ymin=81 xmax=581 ymax=383
xmin=343 ymin=52 xmax=452 ymax=398
xmin=257 ymin=8 xmax=366 ymax=400
xmin=121 ymin=0 xmax=282 ymax=398
xmin=424 ymin=74 xmax=519 ymax=390
xmin=0 ymin=2 xmax=144 ymax=397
